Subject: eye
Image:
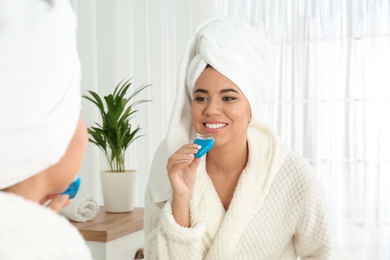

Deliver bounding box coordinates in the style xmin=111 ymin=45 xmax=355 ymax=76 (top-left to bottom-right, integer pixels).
xmin=194 ymin=96 xmax=208 ymax=102
xmin=222 ymin=96 xmax=237 ymax=102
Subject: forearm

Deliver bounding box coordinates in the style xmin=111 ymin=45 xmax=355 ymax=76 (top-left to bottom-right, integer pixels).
xmin=144 ymin=197 xmax=206 ymax=259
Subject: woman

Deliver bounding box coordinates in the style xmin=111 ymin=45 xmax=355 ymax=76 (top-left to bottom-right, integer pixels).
xmin=0 ymin=0 xmax=92 ymax=258
xmin=145 ymin=18 xmax=343 ymax=259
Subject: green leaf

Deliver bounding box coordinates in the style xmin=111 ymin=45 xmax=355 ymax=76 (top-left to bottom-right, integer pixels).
xmin=82 ymin=77 xmax=152 ymax=172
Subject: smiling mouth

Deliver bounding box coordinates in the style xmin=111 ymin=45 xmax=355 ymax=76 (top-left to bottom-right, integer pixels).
xmin=204 ymin=123 xmax=227 ymax=129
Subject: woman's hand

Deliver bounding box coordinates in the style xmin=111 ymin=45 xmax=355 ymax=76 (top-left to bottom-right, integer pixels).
xmin=167 ymin=143 xmax=201 ymax=227
xmin=40 ymin=194 xmax=72 ymax=212
xmin=167 ymin=143 xmax=201 ymax=198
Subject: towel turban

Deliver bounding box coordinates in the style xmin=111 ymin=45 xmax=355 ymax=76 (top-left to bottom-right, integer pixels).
xmin=166 ymin=17 xmax=271 ymax=155
xmin=0 ymin=0 xmax=81 ymax=189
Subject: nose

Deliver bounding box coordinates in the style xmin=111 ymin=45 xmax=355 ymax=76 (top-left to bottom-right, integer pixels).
xmin=204 ymin=98 xmax=221 ymax=116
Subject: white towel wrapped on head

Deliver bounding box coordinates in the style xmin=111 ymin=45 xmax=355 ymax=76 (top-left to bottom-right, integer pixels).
xmin=0 ymin=0 xmax=81 ymax=189
xmin=60 ymin=196 xmax=100 ymax=222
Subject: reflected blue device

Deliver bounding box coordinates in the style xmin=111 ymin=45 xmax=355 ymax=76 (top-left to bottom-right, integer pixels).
xmin=61 ymin=175 xmax=80 ymax=199
xmin=193 ymin=134 xmax=215 ymax=158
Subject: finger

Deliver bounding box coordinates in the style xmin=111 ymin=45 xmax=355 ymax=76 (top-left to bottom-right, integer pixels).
xmin=168 ymin=153 xmax=195 ymax=166
xmin=46 ymin=194 xmax=71 ymax=212
xmin=175 ymin=144 xmax=200 ymax=156
xmin=39 ymin=194 xmax=56 ymax=205
xmin=168 ymin=158 xmax=194 ymax=176
xmin=188 ymin=157 xmax=201 ymax=171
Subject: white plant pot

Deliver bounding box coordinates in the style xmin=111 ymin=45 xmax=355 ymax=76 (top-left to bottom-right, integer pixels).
xmin=100 ymin=170 xmax=137 ymax=213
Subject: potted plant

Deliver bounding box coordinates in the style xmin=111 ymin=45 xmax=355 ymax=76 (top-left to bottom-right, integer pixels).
xmin=83 ymin=77 xmax=151 ymax=213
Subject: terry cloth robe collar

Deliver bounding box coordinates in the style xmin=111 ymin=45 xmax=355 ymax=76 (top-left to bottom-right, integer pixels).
xmin=190 ymin=122 xmax=290 ymax=259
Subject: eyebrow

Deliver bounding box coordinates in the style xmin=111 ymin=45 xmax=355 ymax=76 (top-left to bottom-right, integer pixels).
xmin=194 ymin=88 xmax=240 ymax=94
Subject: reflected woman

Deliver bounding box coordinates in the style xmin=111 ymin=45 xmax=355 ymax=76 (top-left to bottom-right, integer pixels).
xmin=144 ymin=18 xmax=343 ymax=259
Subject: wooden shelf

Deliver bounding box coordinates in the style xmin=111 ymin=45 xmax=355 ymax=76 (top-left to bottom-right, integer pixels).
xmin=71 ymin=206 xmax=144 ymax=242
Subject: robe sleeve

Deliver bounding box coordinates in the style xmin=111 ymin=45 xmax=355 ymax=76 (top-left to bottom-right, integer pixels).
xmin=293 ymin=164 xmax=345 ymax=259
xmin=144 ymin=186 xmax=206 ymax=260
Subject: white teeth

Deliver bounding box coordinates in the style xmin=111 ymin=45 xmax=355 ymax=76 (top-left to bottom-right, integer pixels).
xmin=205 ymin=123 xmax=226 ymax=129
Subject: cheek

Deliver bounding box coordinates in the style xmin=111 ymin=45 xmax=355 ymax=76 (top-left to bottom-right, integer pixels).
xmin=68 ymin=122 xmax=88 ymax=171
xmin=230 ymin=105 xmax=251 ymax=123
xmin=242 ymin=102 xmax=252 ymax=122
xmin=50 ymin=119 xmax=88 ymax=191
xmin=190 ymin=103 xmax=200 ymax=123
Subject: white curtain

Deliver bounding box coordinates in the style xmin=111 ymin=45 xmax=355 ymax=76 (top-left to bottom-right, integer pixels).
xmin=215 ymin=0 xmax=390 ymax=259
xmin=70 ymin=0 xmax=389 ymax=259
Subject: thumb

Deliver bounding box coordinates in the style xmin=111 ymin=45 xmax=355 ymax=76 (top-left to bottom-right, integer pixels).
xmin=46 ymin=194 xmax=71 ymax=212
xmin=188 ymin=157 xmax=201 ymax=171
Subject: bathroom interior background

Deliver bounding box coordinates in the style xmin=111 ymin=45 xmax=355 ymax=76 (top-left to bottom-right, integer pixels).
xmin=69 ymin=1 xmax=390 ymax=259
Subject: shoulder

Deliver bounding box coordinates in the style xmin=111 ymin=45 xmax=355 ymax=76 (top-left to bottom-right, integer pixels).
xmin=275 ymin=151 xmax=326 ymax=209
xmin=0 ymin=192 xmax=92 ymax=259
xmin=282 ymin=151 xmax=315 ymax=177
xmin=265 ymin=149 xmax=318 ymax=202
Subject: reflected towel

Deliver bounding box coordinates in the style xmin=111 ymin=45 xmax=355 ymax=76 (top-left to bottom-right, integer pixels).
xmin=60 ymin=196 xmax=99 ymax=222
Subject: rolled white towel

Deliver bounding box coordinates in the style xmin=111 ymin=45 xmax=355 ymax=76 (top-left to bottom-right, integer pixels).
xmin=60 ymin=196 xmax=100 ymax=222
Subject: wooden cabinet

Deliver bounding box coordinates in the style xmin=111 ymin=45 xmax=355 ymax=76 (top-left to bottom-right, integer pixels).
xmin=71 ymin=207 xmax=144 ymax=260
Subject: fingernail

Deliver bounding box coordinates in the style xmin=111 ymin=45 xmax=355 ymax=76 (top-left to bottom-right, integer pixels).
xmin=197 ymin=145 xmax=202 ymax=149
xmin=59 ymin=194 xmax=69 ymax=202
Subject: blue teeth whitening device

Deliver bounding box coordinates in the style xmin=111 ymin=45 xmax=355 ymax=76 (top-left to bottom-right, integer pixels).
xmin=193 ymin=134 xmax=215 ymax=158
xmin=61 ymin=175 xmax=81 ymax=199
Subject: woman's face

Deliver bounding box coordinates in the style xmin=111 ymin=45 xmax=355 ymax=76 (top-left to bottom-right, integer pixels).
xmin=45 ymin=116 xmax=88 ymax=194
xmin=191 ymin=66 xmax=251 ymax=147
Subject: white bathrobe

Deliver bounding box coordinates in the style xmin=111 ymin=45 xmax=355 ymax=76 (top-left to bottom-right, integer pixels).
xmin=144 ymin=123 xmax=343 ymax=259
xmin=0 ymin=192 xmax=92 ymax=259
